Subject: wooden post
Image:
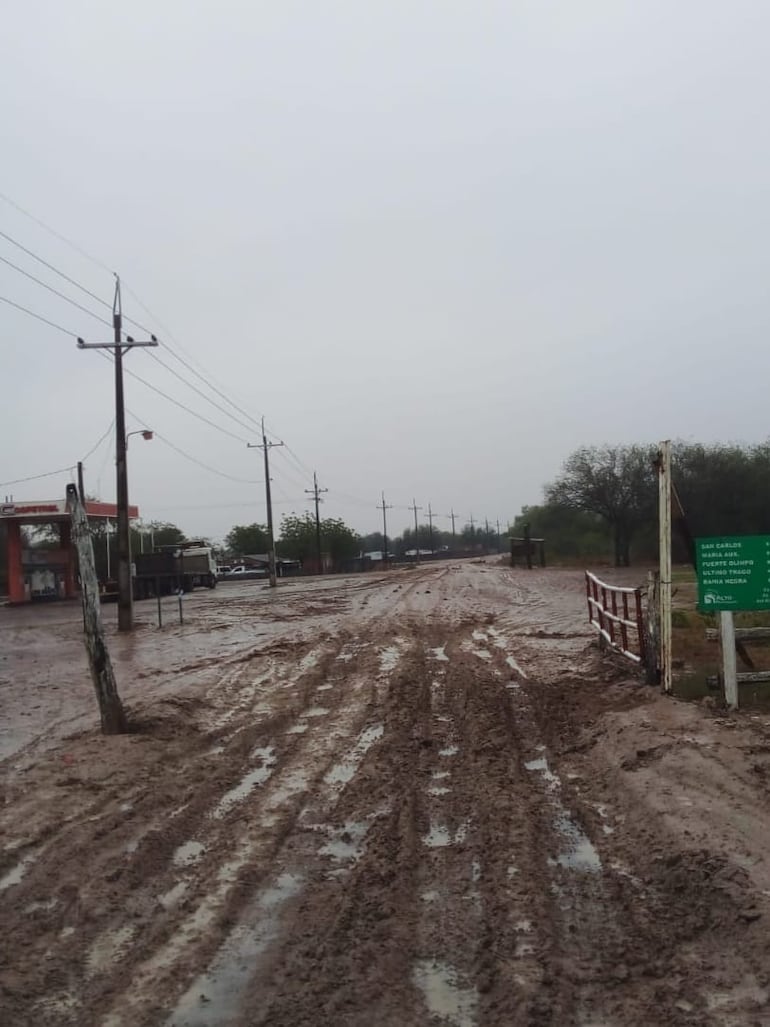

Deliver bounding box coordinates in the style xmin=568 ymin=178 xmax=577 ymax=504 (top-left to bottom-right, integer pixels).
xmin=658 ymin=440 xmax=673 ymax=693
xmin=65 ymin=485 xmax=127 ymax=734
xmin=720 ymin=610 xmax=738 ymax=710
xmin=644 ymin=571 xmax=660 ymax=684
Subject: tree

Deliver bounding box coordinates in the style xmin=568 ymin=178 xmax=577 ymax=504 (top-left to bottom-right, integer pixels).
xmin=546 ymin=445 xmax=656 ymax=566
xmin=278 ymin=513 xmax=360 ymax=570
xmin=225 ymin=523 xmax=270 ymax=557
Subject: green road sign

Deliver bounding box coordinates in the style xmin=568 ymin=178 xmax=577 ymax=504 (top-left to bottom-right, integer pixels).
xmin=696 ymin=535 xmax=770 ymax=611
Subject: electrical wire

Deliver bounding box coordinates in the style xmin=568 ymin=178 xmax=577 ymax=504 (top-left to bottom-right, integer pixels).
xmin=0 ymin=228 xmax=113 ymax=312
xmin=0 ymin=466 xmax=76 ymax=488
xmin=0 ymin=253 xmax=112 ymax=329
xmin=0 ymin=190 xmax=114 ymax=274
xmin=142 ymin=349 xmax=262 ymax=439
xmin=0 ymin=294 xmax=76 ymax=336
xmin=0 ymin=194 xmax=323 ymax=480
xmin=152 ymin=432 xmax=262 ymax=485
xmin=81 ymin=419 xmax=115 ymax=463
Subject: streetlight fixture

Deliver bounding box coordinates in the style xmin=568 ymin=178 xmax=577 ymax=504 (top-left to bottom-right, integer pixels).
xmin=126 ymin=429 xmax=154 ymax=448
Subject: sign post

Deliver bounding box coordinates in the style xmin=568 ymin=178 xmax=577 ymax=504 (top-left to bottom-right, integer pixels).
xmin=696 ymin=535 xmax=770 ymax=709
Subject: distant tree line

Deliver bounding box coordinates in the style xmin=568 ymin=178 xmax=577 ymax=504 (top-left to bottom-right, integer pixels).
xmin=514 ymin=441 xmax=770 ymax=566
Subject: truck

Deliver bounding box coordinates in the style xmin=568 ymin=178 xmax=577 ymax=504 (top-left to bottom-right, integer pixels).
xmin=133 ymin=541 xmax=217 ymax=599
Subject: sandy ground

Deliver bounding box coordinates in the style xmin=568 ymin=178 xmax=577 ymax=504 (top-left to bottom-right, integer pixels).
xmin=1 ymin=561 xmax=770 ymax=1026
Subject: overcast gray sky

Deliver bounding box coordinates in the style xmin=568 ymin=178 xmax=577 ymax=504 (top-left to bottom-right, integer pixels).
xmin=2 ymin=1 xmax=769 ymax=542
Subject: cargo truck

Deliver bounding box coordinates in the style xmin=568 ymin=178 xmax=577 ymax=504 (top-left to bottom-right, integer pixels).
xmin=133 ymin=541 xmax=217 ymax=599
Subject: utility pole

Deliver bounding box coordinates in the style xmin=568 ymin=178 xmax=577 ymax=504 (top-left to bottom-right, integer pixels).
xmin=484 ymin=517 xmax=490 ymax=554
xmin=427 ymin=503 xmax=437 ymax=553
xmin=496 ymin=518 xmax=501 ymax=552
xmin=77 ymin=277 xmax=158 ymax=631
xmin=409 ymin=498 xmax=422 ymax=562
xmin=469 ymin=513 xmax=476 ymax=544
xmin=248 ymin=419 xmax=283 ymax=588
xmin=447 ymin=509 xmax=457 ymax=541
xmin=77 ymin=461 xmax=85 ymax=503
xmin=379 ymin=492 xmax=394 ymax=568
xmin=305 ymin=471 xmax=328 ymax=575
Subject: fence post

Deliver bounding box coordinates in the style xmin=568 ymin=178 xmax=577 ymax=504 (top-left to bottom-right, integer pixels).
xmin=720 ymin=611 xmax=738 ymax=709
xmin=644 ymin=571 xmax=660 ymax=684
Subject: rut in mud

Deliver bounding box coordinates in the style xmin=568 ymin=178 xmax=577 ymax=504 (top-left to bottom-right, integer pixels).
xmin=1 ymin=562 xmax=770 ymax=1026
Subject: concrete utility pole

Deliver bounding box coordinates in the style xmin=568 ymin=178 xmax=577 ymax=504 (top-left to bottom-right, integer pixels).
xmin=248 ymin=418 xmax=283 ymax=588
xmin=305 ymin=471 xmax=328 ymax=575
xmin=379 ymin=492 xmax=394 ymax=568
xmin=658 ymin=439 xmax=672 ymax=694
xmin=409 ymin=498 xmax=422 ymax=562
xmin=427 ymin=503 xmax=437 ymax=553
xmin=77 ymin=277 xmax=158 ymax=631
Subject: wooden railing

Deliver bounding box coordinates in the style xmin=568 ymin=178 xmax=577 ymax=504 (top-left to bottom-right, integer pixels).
xmin=585 ymin=571 xmax=647 ymax=666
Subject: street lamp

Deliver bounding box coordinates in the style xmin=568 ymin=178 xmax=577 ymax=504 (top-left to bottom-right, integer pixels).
xmin=126 ymin=429 xmax=154 ymax=448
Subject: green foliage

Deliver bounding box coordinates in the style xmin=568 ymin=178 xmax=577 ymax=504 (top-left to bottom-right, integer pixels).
xmin=225 ymin=522 xmax=269 ymax=557
xmin=278 ymin=513 xmax=360 ymax=569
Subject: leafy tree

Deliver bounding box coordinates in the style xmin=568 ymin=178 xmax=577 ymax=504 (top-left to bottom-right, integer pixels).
xmin=278 ymin=513 xmax=360 ymax=570
xmin=225 ymin=522 xmax=270 ymax=557
xmin=546 ymin=445 xmax=656 ymax=566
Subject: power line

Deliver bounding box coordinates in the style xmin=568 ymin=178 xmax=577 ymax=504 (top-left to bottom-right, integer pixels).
xmin=0 ymin=465 xmax=75 ymax=488
xmin=0 ymin=253 xmax=113 ymax=329
xmin=0 ymin=294 xmax=76 ymax=336
xmin=0 ymin=229 xmax=114 ymax=312
xmin=81 ymin=419 xmax=115 ymax=463
xmin=152 ymin=432 xmax=261 ymax=484
xmin=142 ymin=349 xmax=262 ymax=438
xmin=0 ymin=190 xmax=113 ymax=274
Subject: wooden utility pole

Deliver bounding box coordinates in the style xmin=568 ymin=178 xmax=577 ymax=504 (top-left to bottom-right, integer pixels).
xmin=379 ymin=492 xmax=394 ymax=568
xmin=427 ymin=503 xmax=437 ymax=553
xmin=248 ymin=418 xmax=283 ymax=588
xmin=658 ymin=440 xmax=672 ymax=693
xmin=77 ymin=277 xmax=158 ymax=631
xmin=496 ymin=518 xmax=501 ymax=551
xmin=305 ymin=471 xmax=328 ymax=574
xmin=447 ymin=509 xmax=457 ymax=541
xmin=409 ymin=498 xmax=422 ymax=562
xmin=65 ymin=484 xmax=127 ymax=734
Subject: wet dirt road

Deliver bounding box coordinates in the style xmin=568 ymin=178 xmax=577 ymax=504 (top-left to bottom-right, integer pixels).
xmin=2 ymin=561 xmax=770 ymax=1026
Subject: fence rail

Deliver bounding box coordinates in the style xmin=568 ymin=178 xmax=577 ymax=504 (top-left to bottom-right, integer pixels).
xmin=585 ymin=571 xmax=646 ymax=666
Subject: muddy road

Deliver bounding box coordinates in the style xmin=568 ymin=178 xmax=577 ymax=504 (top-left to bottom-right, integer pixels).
xmin=2 ymin=561 xmax=770 ymax=1026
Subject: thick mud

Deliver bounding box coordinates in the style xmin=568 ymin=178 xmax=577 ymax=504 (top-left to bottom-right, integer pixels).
xmin=1 ymin=562 xmax=769 ymax=1025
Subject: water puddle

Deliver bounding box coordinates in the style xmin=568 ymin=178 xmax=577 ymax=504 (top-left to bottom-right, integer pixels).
xmin=505 ymin=655 xmax=528 ymax=678
xmin=0 ymin=852 xmax=37 ymax=892
xmin=428 ymin=786 xmax=451 ymax=796
xmin=423 ymin=819 xmax=470 ymax=848
xmin=324 ymin=723 xmax=384 ymax=786
xmin=24 ymin=897 xmax=58 ymax=914
xmin=318 ymin=820 xmax=368 ymax=863
xmin=552 ymin=813 xmax=601 ymax=872
xmin=379 ymin=645 xmax=402 ymax=673
xmin=287 ymin=722 xmax=309 ymax=734
xmin=525 ymin=755 xmax=602 ymax=873
xmin=213 ymin=748 xmax=277 ymax=819
xmin=413 ymin=959 xmax=478 ymax=1027
xmin=302 ymin=706 xmax=330 ymax=718
xmin=429 ymin=645 xmax=450 ymax=662
xmin=158 ymin=881 xmax=189 ymax=910
xmin=421 ymin=889 xmax=440 ymax=902
xmin=167 ymin=872 xmax=304 ymax=1026
xmin=472 ymin=630 xmax=488 ymax=642
xmin=487 ymin=627 xmax=509 ymax=650
xmin=316 ymin=683 xmax=333 ymax=691
xmin=524 ymin=757 xmax=560 ymax=790
xmin=87 ymin=924 xmax=136 ymax=978
xmin=439 ymin=745 xmax=459 ymax=757
xmin=472 ymin=649 xmax=492 ymax=661
xmin=172 ymin=840 xmax=205 ymax=867
xmin=432 ymin=770 xmax=450 ymax=780
xmin=471 ymin=860 xmax=481 ymax=883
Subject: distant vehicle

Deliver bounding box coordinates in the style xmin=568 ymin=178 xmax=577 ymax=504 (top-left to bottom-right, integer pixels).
xmin=134 ymin=541 xmax=217 ymax=598
xmin=216 ymin=565 xmax=232 ymax=577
